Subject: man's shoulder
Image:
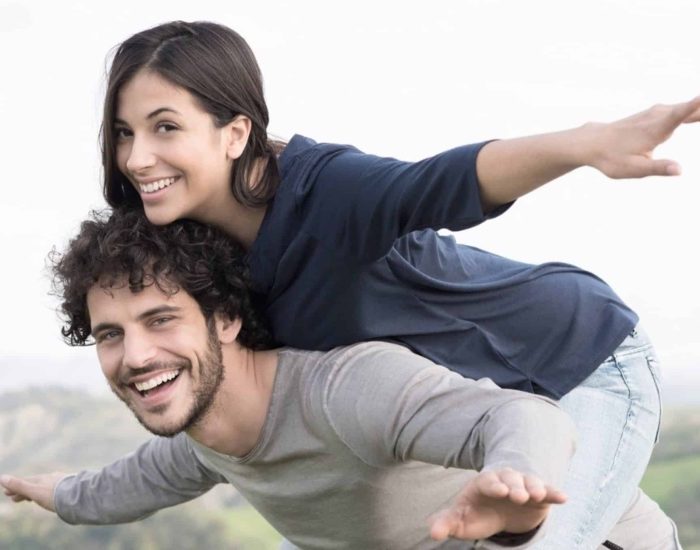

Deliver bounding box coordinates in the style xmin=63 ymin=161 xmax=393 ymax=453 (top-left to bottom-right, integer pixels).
xmin=280 ymin=341 xmax=438 ymax=373
xmin=278 ymin=341 xmax=453 ymax=403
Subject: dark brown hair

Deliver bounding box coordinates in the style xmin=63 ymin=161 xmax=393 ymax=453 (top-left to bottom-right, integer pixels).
xmin=51 ymin=208 xmax=273 ymax=349
xmin=102 ymin=21 xmax=282 ymax=210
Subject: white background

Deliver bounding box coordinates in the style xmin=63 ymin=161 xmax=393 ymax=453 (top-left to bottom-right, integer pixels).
xmin=0 ymin=0 xmax=698 ymax=402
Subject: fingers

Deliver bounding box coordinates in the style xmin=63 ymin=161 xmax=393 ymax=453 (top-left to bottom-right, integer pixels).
xmin=626 ymin=156 xmax=681 ymax=178
xmin=1 ymin=475 xmax=32 ymax=501
xmin=0 ymin=473 xmax=59 ymax=511
xmin=480 ymin=468 xmax=565 ymax=505
xmin=429 ymin=509 xmax=460 ymax=541
xmin=673 ymin=96 xmax=700 ymax=124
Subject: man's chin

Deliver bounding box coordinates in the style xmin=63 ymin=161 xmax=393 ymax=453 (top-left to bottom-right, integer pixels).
xmin=126 ymin=395 xmax=212 ymax=438
xmin=132 ymin=407 xmax=192 ymax=437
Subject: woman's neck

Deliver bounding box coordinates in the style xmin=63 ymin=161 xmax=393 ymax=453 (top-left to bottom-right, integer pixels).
xmin=197 ymin=157 xmax=270 ymax=250
xmin=215 ymin=202 xmax=267 ymax=250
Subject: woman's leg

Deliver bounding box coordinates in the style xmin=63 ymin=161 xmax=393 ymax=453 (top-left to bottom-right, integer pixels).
xmin=532 ymin=325 xmax=664 ymax=549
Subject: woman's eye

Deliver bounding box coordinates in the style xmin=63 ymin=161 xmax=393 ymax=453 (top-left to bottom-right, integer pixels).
xmin=156 ymin=123 xmax=178 ymax=133
xmin=115 ymin=127 xmax=132 ymax=140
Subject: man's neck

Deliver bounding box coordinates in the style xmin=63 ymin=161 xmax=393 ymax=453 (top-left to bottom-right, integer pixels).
xmin=186 ymin=347 xmax=279 ymax=457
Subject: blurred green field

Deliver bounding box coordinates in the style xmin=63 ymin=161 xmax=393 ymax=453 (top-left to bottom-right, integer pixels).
xmin=639 ymin=409 xmax=700 ymax=550
xmin=223 ymin=505 xmax=282 ymax=549
xmin=642 ymin=455 xmax=700 ymax=503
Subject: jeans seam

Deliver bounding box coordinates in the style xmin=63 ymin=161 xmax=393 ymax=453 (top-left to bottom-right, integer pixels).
xmin=573 ymin=358 xmax=634 ymax=547
xmin=645 ymin=355 xmax=663 ymax=444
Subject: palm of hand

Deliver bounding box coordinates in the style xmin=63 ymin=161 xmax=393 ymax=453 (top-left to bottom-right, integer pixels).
xmin=429 ymin=468 xmax=565 ymax=542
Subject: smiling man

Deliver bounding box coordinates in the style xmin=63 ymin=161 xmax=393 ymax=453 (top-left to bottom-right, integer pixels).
xmin=0 ymin=208 xmax=580 ymax=549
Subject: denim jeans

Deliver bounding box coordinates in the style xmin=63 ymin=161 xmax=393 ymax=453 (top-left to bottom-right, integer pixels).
xmin=531 ymin=325 xmax=668 ymax=549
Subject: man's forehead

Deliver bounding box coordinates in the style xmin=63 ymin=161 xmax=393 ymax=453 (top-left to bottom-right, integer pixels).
xmin=86 ymin=279 xmax=187 ymax=320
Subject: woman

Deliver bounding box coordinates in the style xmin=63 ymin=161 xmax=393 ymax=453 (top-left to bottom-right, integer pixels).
xmin=101 ymin=20 xmax=693 ymax=548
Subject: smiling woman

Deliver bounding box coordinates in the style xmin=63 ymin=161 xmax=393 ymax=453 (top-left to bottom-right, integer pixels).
xmin=113 ymin=70 xmax=243 ymax=227
xmin=102 ymin=21 xmax=282 ymax=215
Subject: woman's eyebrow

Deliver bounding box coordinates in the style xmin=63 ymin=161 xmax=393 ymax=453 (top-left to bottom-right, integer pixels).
xmin=145 ymin=107 xmax=181 ymax=119
xmin=114 ymin=107 xmax=181 ymax=126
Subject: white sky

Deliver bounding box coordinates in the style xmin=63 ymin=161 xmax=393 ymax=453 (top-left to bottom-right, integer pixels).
xmin=1 ymin=0 xmax=698 ymax=402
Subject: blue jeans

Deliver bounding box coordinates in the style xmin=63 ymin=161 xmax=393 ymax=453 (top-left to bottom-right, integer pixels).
xmin=532 ymin=325 xmax=664 ymax=549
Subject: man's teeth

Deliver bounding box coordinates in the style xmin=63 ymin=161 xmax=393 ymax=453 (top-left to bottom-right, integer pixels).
xmin=134 ymin=370 xmax=180 ymax=392
xmin=139 ymin=177 xmax=176 ymax=194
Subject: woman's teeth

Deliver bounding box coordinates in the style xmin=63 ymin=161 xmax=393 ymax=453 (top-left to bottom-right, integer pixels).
xmin=139 ymin=177 xmax=176 ymax=194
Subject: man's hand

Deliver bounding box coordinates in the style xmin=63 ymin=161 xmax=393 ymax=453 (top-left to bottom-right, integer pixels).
xmin=0 ymin=472 xmax=68 ymax=513
xmin=585 ymin=95 xmax=700 ymax=179
xmin=428 ymin=467 xmax=566 ymax=542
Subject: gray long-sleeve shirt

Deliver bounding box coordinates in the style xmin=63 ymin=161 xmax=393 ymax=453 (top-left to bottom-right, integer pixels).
xmin=54 ymin=342 xmax=576 ymax=549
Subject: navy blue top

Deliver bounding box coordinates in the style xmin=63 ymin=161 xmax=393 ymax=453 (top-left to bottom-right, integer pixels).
xmin=247 ymin=135 xmax=638 ymax=398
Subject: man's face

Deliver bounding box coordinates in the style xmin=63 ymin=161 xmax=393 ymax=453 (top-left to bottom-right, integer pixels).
xmin=87 ymin=279 xmax=225 ymax=437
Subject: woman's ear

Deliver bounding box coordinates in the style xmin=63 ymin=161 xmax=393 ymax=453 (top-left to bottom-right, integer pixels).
xmin=215 ymin=313 xmax=243 ymax=345
xmin=224 ymin=115 xmax=252 ymax=160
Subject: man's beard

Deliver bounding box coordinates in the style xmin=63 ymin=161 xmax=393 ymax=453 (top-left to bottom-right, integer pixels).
xmin=114 ymin=325 xmax=225 ymax=437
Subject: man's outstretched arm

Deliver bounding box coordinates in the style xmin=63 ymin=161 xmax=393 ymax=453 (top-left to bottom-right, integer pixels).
xmin=1 ymin=434 xmax=226 ymax=524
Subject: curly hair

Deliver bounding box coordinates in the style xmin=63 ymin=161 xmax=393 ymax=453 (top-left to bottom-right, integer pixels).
xmin=51 ymin=208 xmax=273 ymax=349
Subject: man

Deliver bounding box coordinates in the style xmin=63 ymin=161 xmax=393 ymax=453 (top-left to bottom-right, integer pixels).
xmin=0 ymin=208 xmax=595 ymax=548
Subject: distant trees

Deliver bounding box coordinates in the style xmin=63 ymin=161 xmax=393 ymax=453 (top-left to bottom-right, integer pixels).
xmin=0 ymin=507 xmax=239 ymax=550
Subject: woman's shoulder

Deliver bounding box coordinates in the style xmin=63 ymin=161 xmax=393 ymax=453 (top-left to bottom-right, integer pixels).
xmin=279 ymin=134 xmax=361 ymax=176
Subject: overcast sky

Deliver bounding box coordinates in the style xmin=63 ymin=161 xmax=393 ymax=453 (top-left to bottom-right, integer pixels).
xmin=1 ymin=0 xmax=698 ymax=402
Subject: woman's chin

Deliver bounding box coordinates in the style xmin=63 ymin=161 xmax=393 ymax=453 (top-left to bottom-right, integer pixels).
xmin=142 ymin=205 xmax=182 ymax=226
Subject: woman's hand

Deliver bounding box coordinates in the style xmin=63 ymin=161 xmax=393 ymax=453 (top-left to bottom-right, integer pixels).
xmin=584 ymin=96 xmax=700 ymax=179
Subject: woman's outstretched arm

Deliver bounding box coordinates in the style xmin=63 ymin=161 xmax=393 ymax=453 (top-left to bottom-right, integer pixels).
xmin=476 ymin=96 xmax=700 ymax=212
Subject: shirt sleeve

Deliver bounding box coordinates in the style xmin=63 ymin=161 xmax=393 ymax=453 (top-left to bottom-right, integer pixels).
xmin=321 ymin=343 xmax=575 ymax=487
xmin=53 ymin=434 xmax=227 ymax=525
xmin=294 ymin=139 xmax=512 ymax=262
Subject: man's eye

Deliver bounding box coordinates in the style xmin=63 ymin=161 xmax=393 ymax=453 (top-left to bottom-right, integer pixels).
xmin=152 ymin=316 xmax=173 ymax=326
xmin=97 ymin=330 xmax=121 ymax=343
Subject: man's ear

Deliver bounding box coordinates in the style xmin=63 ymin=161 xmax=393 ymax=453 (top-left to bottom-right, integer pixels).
xmin=224 ymin=115 xmax=252 ymax=161
xmin=214 ymin=313 xmax=242 ymax=345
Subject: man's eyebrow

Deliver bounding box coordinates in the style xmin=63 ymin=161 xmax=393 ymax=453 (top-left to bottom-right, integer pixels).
xmin=136 ymin=305 xmax=182 ymax=320
xmin=91 ymin=305 xmax=182 ymax=334
xmin=114 ymin=107 xmax=181 ymax=126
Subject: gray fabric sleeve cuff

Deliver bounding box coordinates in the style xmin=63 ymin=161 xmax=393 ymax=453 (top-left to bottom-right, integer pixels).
xmin=53 ymin=473 xmax=80 ymax=524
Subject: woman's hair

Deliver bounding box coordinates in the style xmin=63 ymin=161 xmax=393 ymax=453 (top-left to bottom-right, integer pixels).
xmin=102 ymin=21 xmax=282 ymax=209
xmin=51 ymin=207 xmax=274 ymax=350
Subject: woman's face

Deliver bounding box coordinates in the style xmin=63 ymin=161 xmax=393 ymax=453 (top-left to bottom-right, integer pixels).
xmin=115 ymin=70 xmax=237 ymax=225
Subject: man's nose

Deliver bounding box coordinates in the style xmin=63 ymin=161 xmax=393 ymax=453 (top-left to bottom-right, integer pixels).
xmin=125 ymin=134 xmax=157 ymax=174
xmin=121 ymin=331 xmax=157 ymax=370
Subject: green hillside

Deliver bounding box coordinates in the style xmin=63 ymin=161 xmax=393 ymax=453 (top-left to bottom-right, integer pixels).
xmin=641 ymin=408 xmax=700 ymax=549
